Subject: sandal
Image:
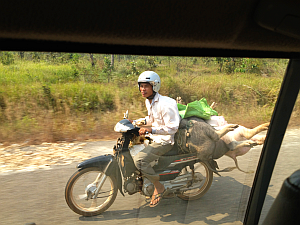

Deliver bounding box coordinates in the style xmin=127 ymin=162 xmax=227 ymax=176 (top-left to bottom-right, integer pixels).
xmin=149 ymin=189 xmax=166 ymax=208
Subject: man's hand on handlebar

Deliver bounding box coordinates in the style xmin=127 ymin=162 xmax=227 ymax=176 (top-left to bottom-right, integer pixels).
xmin=139 ymin=127 xmax=152 ymax=136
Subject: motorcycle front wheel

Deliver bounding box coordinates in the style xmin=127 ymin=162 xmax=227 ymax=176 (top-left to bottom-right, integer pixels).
xmin=65 ymin=167 xmax=118 ymax=216
xmin=177 ymin=161 xmax=213 ymax=201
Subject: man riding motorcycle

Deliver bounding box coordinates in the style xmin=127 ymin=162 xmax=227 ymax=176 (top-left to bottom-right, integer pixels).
xmin=133 ymin=71 xmax=181 ymax=207
xmin=65 ymin=71 xmax=235 ymax=216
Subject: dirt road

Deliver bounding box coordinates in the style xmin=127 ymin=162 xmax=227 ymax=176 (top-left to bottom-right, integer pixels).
xmin=0 ymin=129 xmax=299 ymax=225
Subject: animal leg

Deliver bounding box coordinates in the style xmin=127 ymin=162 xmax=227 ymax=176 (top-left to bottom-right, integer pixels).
xmin=230 ymin=156 xmax=253 ymax=173
xmin=215 ymin=124 xmax=239 ymax=138
xmin=203 ymin=160 xmax=236 ymax=176
xmin=227 ymin=140 xmax=258 ymax=150
xmin=241 ymin=122 xmax=269 ymax=139
xmin=251 ymin=135 xmax=266 ymax=145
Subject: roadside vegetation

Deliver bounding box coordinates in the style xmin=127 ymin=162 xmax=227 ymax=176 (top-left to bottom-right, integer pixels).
xmin=0 ymin=52 xmax=298 ymax=145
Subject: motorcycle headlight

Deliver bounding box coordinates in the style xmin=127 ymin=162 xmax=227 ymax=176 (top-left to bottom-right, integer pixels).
xmin=114 ymin=122 xmax=131 ymax=132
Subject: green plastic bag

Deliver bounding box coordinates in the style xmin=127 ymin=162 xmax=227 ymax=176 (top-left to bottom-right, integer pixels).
xmin=177 ymin=98 xmax=218 ymax=119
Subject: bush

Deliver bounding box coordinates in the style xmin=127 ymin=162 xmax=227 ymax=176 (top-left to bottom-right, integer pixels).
xmin=0 ymin=52 xmax=15 ymax=65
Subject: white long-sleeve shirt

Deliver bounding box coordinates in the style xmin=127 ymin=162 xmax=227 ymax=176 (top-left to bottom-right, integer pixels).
xmin=144 ymin=93 xmax=180 ymax=145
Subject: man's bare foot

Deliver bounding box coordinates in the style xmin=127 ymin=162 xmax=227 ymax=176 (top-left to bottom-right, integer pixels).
xmin=150 ymin=181 xmax=165 ymax=207
xmin=150 ymin=189 xmax=165 ymax=207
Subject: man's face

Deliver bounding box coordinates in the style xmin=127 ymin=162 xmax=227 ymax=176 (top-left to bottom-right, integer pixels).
xmin=139 ymin=83 xmax=153 ymax=98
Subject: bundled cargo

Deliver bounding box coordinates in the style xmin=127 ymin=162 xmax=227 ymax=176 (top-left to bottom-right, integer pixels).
xmin=175 ymin=99 xmax=269 ymax=174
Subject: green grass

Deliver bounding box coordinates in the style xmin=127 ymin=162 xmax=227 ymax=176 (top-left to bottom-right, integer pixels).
xmin=0 ymin=56 xmax=295 ymax=145
xmin=0 ymin=61 xmax=78 ymax=85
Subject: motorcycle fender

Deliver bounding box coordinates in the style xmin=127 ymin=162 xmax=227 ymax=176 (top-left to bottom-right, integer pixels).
xmin=77 ymin=154 xmax=124 ymax=196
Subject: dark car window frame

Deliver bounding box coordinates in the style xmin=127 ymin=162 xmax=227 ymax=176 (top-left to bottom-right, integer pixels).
xmin=244 ymin=58 xmax=300 ymax=225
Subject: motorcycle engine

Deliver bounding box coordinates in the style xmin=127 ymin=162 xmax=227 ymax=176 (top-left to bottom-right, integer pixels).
xmin=124 ymin=177 xmax=141 ymax=195
xmin=124 ymin=177 xmax=154 ymax=196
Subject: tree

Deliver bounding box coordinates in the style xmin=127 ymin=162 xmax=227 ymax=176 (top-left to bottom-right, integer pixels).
xmin=111 ymin=54 xmax=114 ymax=68
xmin=101 ymin=57 xmax=113 ymax=82
xmin=89 ymin=53 xmax=95 ymax=67
xmin=215 ymin=57 xmax=225 ymax=72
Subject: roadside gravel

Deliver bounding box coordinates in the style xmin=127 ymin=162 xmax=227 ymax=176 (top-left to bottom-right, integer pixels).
xmin=0 ymin=140 xmax=115 ymax=174
xmin=0 ymin=142 xmax=90 ymax=174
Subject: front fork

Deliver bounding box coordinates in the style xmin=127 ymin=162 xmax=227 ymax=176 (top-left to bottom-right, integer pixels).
xmin=92 ymin=173 xmax=108 ymax=199
xmin=93 ymin=158 xmax=114 ymax=199
xmin=84 ymin=159 xmax=113 ymax=200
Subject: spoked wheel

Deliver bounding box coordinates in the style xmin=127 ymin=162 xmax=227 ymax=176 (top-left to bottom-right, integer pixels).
xmin=65 ymin=167 xmax=118 ymax=216
xmin=177 ymin=161 xmax=213 ymax=200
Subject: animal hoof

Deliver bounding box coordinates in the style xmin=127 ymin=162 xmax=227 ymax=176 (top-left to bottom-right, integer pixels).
xmin=262 ymin=122 xmax=270 ymax=130
xmin=228 ymin=124 xmax=239 ymax=131
xmin=245 ymin=140 xmax=258 ymax=147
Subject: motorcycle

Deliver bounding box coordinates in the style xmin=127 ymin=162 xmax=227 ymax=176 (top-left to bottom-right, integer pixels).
xmin=65 ymin=113 xmax=213 ymax=217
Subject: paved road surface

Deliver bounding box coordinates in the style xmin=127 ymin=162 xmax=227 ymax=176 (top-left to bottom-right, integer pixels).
xmin=0 ymin=129 xmax=299 ymax=225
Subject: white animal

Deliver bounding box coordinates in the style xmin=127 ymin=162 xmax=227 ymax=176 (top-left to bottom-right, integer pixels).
xmin=221 ymin=123 xmax=269 ymax=172
xmin=206 ymin=116 xmax=269 ymax=173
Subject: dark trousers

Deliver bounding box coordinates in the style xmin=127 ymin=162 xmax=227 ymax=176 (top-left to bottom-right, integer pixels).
xmin=133 ymin=142 xmax=173 ymax=182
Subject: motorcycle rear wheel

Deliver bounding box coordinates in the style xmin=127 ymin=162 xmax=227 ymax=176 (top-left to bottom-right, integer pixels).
xmin=177 ymin=161 xmax=213 ymax=201
xmin=65 ymin=167 xmax=118 ymax=216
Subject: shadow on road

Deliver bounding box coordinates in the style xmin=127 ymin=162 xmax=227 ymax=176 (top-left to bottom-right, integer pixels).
xmin=0 ymin=164 xmax=276 ymax=225
xmin=78 ymin=175 xmax=275 ymax=224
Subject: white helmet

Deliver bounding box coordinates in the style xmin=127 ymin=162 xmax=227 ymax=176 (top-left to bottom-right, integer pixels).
xmin=138 ymin=71 xmax=161 ymax=92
